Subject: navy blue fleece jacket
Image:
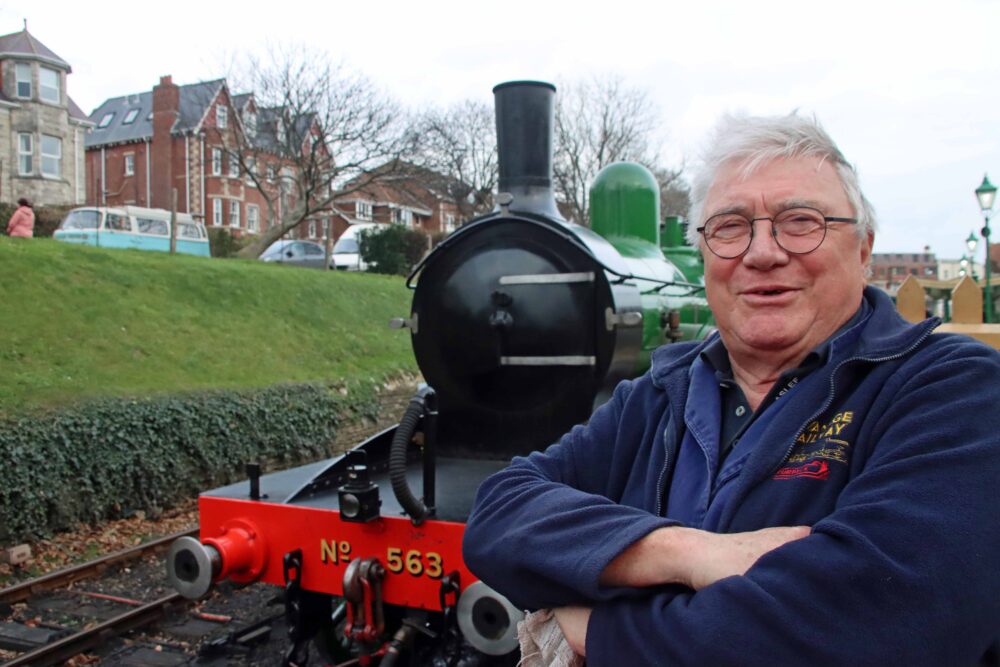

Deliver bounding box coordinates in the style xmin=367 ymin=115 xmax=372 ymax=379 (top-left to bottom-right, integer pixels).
xmin=463 ymin=287 xmax=1000 ymax=666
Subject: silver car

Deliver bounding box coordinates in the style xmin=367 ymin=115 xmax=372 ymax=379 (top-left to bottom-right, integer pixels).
xmin=258 ymin=240 xmax=331 ymax=270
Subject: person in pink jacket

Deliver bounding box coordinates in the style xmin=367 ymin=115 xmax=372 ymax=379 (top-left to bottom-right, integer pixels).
xmin=6 ymin=198 xmax=35 ymax=237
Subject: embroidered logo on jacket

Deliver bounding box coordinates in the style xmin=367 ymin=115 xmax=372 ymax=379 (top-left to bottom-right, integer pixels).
xmin=774 ymin=411 xmax=853 ymax=480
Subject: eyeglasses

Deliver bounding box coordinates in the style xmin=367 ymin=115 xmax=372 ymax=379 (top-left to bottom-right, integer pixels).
xmin=697 ymin=206 xmax=858 ymax=259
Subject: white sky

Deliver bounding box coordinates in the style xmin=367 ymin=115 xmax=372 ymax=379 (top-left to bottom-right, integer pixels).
xmin=5 ymin=0 xmax=999 ymax=260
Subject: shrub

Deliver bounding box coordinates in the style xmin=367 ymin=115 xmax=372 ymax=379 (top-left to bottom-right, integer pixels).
xmin=209 ymin=227 xmax=257 ymax=258
xmin=359 ymin=225 xmax=428 ymax=275
xmin=0 ymin=381 xmax=381 ymax=543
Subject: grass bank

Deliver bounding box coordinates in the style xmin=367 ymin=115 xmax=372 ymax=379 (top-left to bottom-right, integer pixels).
xmin=0 ymin=237 xmax=417 ymax=415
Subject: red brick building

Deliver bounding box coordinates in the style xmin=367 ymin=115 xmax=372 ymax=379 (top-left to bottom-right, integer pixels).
xmin=84 ymin=76 xmax=333 ymax=240
xmin=332 ymin=162 xmax=464 ymax=240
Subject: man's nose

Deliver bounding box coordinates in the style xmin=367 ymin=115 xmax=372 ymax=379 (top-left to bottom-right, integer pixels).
xmin=742 ymin=220 xmax=789 ymax=268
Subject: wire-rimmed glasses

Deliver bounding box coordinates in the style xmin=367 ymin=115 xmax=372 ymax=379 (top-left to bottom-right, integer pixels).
xmin=697 ymin=207 xmax=858 ymax=259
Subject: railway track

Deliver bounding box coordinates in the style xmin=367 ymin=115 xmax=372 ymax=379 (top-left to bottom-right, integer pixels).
xmin=0 ymin=528 xmax=202 ymax=666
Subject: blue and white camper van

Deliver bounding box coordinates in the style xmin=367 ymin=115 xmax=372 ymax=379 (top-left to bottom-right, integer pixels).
xmin=54 ymin=206 xmax=210 ymax=257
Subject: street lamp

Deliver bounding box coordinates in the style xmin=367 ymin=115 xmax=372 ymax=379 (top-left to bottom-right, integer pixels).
xmin=959 ymin=254 xmax=969 ymax=278
xmin=966 ymin=232 xmax=979 ymax=280
xmin=975 ymin=174 xmax=997 ymax=323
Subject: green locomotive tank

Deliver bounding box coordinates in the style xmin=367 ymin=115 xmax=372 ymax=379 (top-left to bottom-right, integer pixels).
xmin=590 ymin=161 xmax=714 ymax=373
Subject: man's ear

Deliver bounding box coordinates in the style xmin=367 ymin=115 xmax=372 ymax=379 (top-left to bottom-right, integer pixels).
xmin=861 ymin=232 xmax=874 ymax=277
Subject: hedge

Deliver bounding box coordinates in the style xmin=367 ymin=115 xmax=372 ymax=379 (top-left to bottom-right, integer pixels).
xmin=0 ymin=381 xmax=381 ymax=543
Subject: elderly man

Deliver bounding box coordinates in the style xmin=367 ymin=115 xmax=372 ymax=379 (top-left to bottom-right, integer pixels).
xmin=462 ymin=113 xmax=1000 ymax=666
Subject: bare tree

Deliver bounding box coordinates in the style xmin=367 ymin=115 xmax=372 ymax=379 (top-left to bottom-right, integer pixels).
xmin=220 ymin=44 xmax=409 ymax=259
xmin=408 ymin=100 xmax=498 ymax=220
xmin=654 ymin=165 xmax=691 ymax=220
xmin=553 ymin=75 xmax=664 ymax=225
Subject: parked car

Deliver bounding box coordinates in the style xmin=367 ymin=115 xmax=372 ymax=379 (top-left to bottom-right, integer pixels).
xmin=258 ymin=240 xmax=330 ymax=269
xmin=53 ymin=206 xmax=210 ymax=257
xmin=333 ymin=223 xmax=379 ymax=271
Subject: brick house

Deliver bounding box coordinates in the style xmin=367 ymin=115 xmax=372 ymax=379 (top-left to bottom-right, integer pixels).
xmin=0 ymin=25 xmax=91 ymax=205
xmin=85 ymin=75 xmax=330 ymax=240
xmin=332 ymin=162 xmax=464 ymax=241
xmin=870 ymin=250 xmax=938 ymax=294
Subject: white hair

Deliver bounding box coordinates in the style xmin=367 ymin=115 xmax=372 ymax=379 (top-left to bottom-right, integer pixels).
xmin=686 ymin=112 xmax=877 ymax=246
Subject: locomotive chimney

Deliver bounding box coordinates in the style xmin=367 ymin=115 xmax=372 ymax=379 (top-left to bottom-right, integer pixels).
xmin=493 ymin=81 xmax=562 ymax=220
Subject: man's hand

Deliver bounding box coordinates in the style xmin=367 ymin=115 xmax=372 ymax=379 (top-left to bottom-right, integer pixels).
xmin=600 ymin=525 xmax=810 ymax=590
xmin=553 ymin=606 xmax=591 ymax=656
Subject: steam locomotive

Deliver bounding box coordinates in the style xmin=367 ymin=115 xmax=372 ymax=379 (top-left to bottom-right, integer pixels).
xmin=166 ymin=81 xmax=713 ymax=666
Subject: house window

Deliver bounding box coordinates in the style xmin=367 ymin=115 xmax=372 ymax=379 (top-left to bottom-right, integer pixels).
xmin=246 ymin=157 xmax=256 ymax=185
xmin=244 ymin=110 xmax=257 ymax=137
xmin=228 ymin=153 xmax=239 ymax=178
xmin=266 ymin=165 xmax=276 ymax=182
xmin=356 ymin=200 xmax=373 ymax=221
xmin=321 ymin=219 xmax=329 ymax=240
xmin=98 ymin=112 xmax=115 ymax=128
xmin=39 ymin=67 xmax=59 ymax=103
xmin=308 ymin=221 xmax=316 ymax=238
xmin=123 ymin=108 xmax=139 ymax=124
xmin=392 ymin=208 xmax=412 ymax=226
xmin=41 ymin=135 xmax=61 ymax=178
xmin=15 ymin=63 xmax=31 ymax=98
xmin=217 ymin=104 xmax=228 ymax=129
xmin=124 ymin=154 xmax=135 ymax=176
xmin=229 ymin=200 xmax=240 ymax=228
xmin=247 ymin=206 xmax=259 ymax=232
xmin=17 ymin=133 xmax=32 ymax=175
xmin=213 ymin=199 xmax=223 ymax=226
xmin=445 ymin=214 xmax=456 ymax=232
xmin=212 ymin=148 xmax=222 ymax=176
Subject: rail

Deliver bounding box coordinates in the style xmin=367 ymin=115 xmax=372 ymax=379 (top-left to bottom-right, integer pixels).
xmin=0 ymin=527 xmax=198 ymax=605
xmin=895 ymin=275 xmax=1000 ymax=349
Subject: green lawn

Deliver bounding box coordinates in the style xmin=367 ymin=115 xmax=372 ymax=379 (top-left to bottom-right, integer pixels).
xmin=0 ymin=238 xmax=418 ymax=415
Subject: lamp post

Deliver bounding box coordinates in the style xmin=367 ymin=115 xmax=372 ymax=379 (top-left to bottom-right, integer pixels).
xmin=966 ymin=232 xmax=979 ymax=280
xmin=975 ymin=175 xmax=996 ymax=323
xmin=959 ymin=254 xmax=969 ymax=278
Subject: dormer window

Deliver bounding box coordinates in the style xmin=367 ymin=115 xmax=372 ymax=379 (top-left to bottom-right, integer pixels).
xmin=244 ymin=110 xmax=257 ymax=137
xmin=15 ymin=63 xmax=31 ymax=98
xmin=217 ymin=104 xmax=228 ymax=129
xmin=39 ymin=67 xmax=59 ymax=103
xmin=98 ymin=112 xmax=115 ymax=128
xmin=123 ymin=108 xmax=139 ymax=124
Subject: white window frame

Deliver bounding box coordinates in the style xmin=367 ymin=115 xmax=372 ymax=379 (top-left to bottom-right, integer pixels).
xmin=41 ymin=134 xmax=62 ymax=178
xmin=356 ymin=200 xmax=373 ymax=221
xmin=321 ymin=218 xmax=329 ymax=240
xmin=123 ymin=108 xmax=139 ymax=124
xmin=15 ymin=63 xmax=31 ymax=98
xmin=124 ymin=153 xmax=135 ymax=176
xmin=308 ymin=221 xmax=316 ymax=238
xmin=17 ymin=133 xmax=33 ymax=175
xmin=246 ymin=157 xmax=257 ymax=185
xmin=39 ymin=66 xmax=59 ymax=104
xmin=213 ymin=199 xmax=223 ymax=226
xmin=228 ymin=153 xmax=239 ymax=178
xmin=244 ymin=110 xmax=257 ymax=137
xmin=392 ymin=208 xmax=412 ymax=226
xmin=247 ymin=205 xmax=259 ymax=232
xmin=217 ymin=104 xmax=228 ymax=129
xmin=98 ymin=112 xmax=115 ymax=128
xmin=445 ymin=214 xmax=456 ymax=232
xmin=211 ymin=148 xmax=222 ymax=176
xmin=229 ymin=200 xmax=240 ymax=228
